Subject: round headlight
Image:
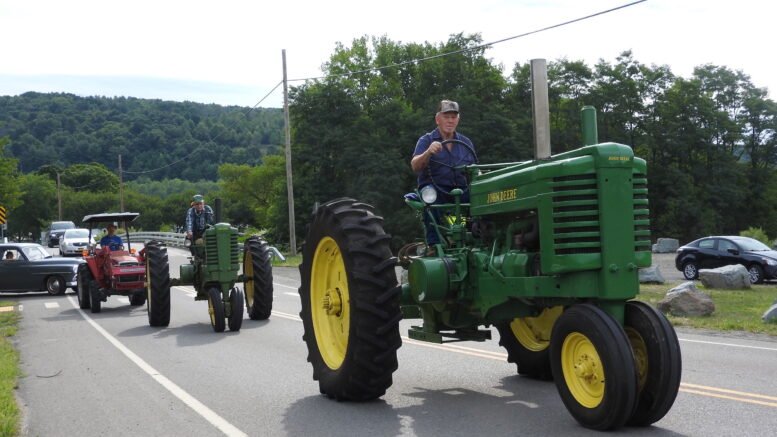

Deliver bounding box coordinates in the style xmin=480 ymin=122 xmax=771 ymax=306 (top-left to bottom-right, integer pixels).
xmin=420 ymin=185 xmax=437 ymax=204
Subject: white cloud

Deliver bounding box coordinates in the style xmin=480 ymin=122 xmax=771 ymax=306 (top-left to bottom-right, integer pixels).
xmin=1 ymin=0 xmax=773 ymax=107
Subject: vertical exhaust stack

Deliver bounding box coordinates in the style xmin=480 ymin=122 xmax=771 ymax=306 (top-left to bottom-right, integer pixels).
xmin=214 ymin=198 xmax=222 ymax=224
xmin=581 ymin=105 xmax=599 ymax=146
xmin=531 ymin=59 xmax=551 ymax=160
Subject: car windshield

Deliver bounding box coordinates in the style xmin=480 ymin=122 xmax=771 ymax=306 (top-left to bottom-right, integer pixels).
xmin=22 ymin=245 xmax=51 ymax=261
xmin=734 ymin=238 xmax=772 ymax=251
xmin=52 ymin=222 xmax=75 ymax=230
xmin=66 ymin=229 xmax=89 ymax=238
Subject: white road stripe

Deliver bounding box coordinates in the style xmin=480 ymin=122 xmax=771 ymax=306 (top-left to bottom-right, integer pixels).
xmin=44 ymin=302 xmax=59 ymax=309
xmin=66 ymin=295 xmax=247 ymax=437
xmin=273 ymin=282 xmax=297 ymax=290
xmin=679 ymin=338 xmax=777 ymax=352
xmin=283 ymin=293 xmax=299 ymax=298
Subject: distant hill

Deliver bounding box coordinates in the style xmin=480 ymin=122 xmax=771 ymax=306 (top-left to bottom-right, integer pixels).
xmin=0 ymin=92 xmax=284 ymax=181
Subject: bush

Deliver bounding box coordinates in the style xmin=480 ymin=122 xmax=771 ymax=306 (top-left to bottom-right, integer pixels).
xmin=740 ymin=227 xmax=771 ymax=246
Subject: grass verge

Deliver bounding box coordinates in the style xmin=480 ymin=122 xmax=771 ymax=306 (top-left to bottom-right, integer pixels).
xmin=638 ymin=281 xmax=777 ymax=336
xmin=0 ymin=302 xmax=19 ymax=437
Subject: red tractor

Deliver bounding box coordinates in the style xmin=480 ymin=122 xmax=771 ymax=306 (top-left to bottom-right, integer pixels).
xmin=76 ymin=212 xmax=171 ymax=327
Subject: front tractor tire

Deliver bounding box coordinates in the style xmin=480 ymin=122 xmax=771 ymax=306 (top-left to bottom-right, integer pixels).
xmin=496 ymin=306 xmax=563 ymax=380
xmin=77 ymin=264 xmax=92 ymax=310
xmin=550 ymin=304 xmax=638 ymax=431
xmin=624 ymin=301 xmax=682 ymax=426
xmin=208 ymin=287 xmax=226 ymax=333
xmin=228 ymin=287 xmax=245 ymax=332
xmin=299 ymin=198 xmax=402 ymax=401
xmin=243 ymin=236 xmax=274 ymax=320
xmin=145 ymin=241 xmax=171 ymax=327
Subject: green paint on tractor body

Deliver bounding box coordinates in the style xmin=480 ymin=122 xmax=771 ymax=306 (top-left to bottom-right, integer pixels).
xmin=401 ymin=142 xmax=651 ymax=341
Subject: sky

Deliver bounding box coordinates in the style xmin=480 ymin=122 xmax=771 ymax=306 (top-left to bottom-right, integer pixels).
xmin=1 ymin=0 xmax=774 ymax=109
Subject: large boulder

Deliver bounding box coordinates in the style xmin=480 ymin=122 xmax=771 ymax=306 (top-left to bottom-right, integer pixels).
xmin=657 ymin=282 xmax=715 ymax=317
xmin=652 ymin=238 xmax=679 ymax=253
xmin=698 ymin=264 xmax=751 ymax=289
xmin=639 ymin=265 xmax=665 ymax=284
xmin=763 ymin=304 xmax=777 ymax=324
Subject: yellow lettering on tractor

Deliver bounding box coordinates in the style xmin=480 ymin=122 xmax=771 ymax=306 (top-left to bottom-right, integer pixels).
xmin=608 ymin=156 xmax=630 ymax=162
xmin=487 ymin=188 xmax=518 ymax=204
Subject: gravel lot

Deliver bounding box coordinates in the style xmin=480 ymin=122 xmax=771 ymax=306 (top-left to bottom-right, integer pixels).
xmin=650 ymin=252 xmax=683 ymax=282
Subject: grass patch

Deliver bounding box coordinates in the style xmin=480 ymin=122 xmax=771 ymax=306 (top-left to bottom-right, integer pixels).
xmin=272 ymin=254 xmax=302 ymax=268
xmin=0 ymin=301 xmax=19 ymax=437
xmin=638 ymin=281 xmax=777 ymax=336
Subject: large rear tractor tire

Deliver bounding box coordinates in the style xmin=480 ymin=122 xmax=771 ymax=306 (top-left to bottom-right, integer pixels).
xmin=208 ymin=287 xmax=226 ymax=333
xmin=624 ymin=301 xmax=682 ymax=426
xmin=228 ymin=287 xmax=245 ymax=332
xmin=550 ymin=304 xmax=638 ymax=431
xmin=496 ymin=306 xmax=563 ymax=380
xmin=145 ymin=241 xmax=171 ymax=327
xmin=299 ymin=198 xmax=402 ymax=401
xmin=243 ymin=236 xmax=274 ymax=320
xmin=77 ymin=264 xmax=91 ymax=310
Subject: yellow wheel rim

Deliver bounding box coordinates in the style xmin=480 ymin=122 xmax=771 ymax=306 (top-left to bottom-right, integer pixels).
xmin=208 ymin=294 xmax=216 ymax=325
xmin=509 ymin=306 xmax=562 ymax=351
xmin=244 ymin=251 xmax=255 ymax=307
xmin=561 ymin=332 xmax=605 ymax=408
xmin=626 ymin=327 xmax=648 ymax=391
xmin=311 ymin=237 xmax=350 ymax=370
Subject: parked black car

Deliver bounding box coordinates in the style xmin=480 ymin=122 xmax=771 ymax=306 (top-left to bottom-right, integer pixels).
xmin=675 ymin=236 xmax=777 ymax=284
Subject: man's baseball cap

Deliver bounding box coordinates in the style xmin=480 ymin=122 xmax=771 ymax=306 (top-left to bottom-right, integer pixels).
xmin=437 ymin=100 xmax=459 ymax=114
xmin=192 ymin=194 xmax=204 ymax=203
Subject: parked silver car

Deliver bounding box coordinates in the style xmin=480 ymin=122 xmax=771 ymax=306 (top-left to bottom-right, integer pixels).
xmin=58 ymin=228 xmax=94 ymax=256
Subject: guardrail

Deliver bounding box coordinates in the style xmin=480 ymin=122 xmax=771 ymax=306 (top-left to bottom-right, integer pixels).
xmin=127 ymin=232 xmax=286 ymax=261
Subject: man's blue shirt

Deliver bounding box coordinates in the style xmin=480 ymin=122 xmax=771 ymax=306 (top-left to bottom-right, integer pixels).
xmin=413 ymin=128 xmax=476 ymax=188
xmin=100 ymin=235 xmax=123 ymax=251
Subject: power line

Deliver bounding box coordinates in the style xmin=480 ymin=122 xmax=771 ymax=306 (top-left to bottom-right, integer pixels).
xmin=287 ymin=0 xmax=647 ymax=83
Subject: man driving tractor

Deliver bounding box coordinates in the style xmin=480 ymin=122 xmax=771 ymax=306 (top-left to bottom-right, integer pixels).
xmin=185 ymin=194 xmax=214 ymax=255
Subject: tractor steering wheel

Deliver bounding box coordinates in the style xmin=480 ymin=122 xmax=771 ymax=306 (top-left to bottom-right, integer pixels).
xmin=426 ymin=138 xmax=479 ymax=197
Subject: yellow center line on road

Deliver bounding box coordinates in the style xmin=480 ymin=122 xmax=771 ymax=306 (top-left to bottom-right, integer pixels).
xmin=681 ymin=383 xmax=777 ymax=402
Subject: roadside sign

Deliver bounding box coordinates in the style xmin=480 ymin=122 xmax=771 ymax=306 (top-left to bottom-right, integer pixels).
xmin=0 ymin=205 xmax=6 ymax=224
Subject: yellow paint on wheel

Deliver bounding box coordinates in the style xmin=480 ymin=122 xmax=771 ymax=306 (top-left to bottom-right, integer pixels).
xmin=626 ymin=327 xmax=649 ymax=391
xmin=510 ymin=306 xmax=562 ymax=352
xmin=311 ymin=237 xmax=350 ymax=370
xmin=561 ymin=332 xmax=605 ymax=408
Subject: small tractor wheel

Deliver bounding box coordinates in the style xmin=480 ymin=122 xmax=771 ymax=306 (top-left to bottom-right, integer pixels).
xmin=89 ymin=281 xmax=102 ymax=313
xmin=45 ymin=275 xmax=66 ymax=296
xmin=550 ymin=304 xmax=638 ymax=431
xmin=243 ymin=236 xmax=274 ymax=320
xmin=624 ymin=301 xmax=682 ymax=426
xmin=228 ymin=287 xmax=245 ymax=332
xmin=496 ymin=306 xmax=563 ymax=380
xmin=207 ymin=287 xmax=226 ymax=333
xmin=129 ymin=293 xmax=146 ymax=306
xmin=299 ymin=198 xmax=401 ymax=401
xmin=77 ymin=264 xmax=91 ymax=309
xmin=145 ymin=242 xmax=171 ymax=327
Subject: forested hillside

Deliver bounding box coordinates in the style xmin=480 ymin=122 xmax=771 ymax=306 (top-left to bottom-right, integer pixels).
xmin=0 ymin=93 xmax=284 ymax=180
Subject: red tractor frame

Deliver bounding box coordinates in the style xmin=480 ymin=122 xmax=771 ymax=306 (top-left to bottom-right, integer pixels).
xmin=76 ymin=212 xmax=171 ymax=327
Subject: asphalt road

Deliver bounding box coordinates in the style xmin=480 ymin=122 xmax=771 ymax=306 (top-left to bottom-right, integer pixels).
xmin=10 ymin=248 xmax=777 ymax=436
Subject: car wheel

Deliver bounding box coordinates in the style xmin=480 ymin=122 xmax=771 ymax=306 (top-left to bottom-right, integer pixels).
xmin=45 ymin=275 xmax=66 ymax=296
xmin=748 ymin=264 xmax=764 ymax=284
xmin=682 ymin=261 xmax=698 ymax=280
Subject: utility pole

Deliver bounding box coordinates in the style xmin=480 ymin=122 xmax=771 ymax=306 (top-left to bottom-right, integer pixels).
xmin=118 ymin=154 xmax=125 ymax=212
xmin=282 ymin=49 xmax=297 ymax=256
xmin=56 ymin=172 xmax=62 ymax=220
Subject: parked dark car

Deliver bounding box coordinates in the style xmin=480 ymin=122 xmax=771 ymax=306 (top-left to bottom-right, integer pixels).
xmin=0 ymin=243 xmax=84 ymax=294
xmin=675 ymin=236 xmax=777 ymax=284
xmin=47 ymin=221 xmax=76 ymax=248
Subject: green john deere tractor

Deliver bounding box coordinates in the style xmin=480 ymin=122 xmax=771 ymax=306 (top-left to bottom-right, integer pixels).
xmin=298 ymin=103 xmax=682 ymax=430
xmin=179 ymin=223 xmax=274 ymax=332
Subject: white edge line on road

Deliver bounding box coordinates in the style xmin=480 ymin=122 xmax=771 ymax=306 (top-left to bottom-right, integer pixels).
xmin=274 ymin=282 xmax=298 ymax=290
xmin=679 ymin=337 xmax=777 ymax=352
xmin=66 ymin=295 xmax=247 ymax=437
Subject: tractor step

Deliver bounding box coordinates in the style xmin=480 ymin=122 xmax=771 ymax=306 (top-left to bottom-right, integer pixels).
xmin=408 ymin=326 xmax=492 ymax=344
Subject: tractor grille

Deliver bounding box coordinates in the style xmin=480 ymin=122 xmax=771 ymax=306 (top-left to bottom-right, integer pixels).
xmin=551 ymin=173 xmax=601 ymax=255
xmin=118 ymin=275 xmax=142 ymax=283
xmin=204 ymin=230 xmax=240 ymax=264
xmin=633 ymin=172 xmax=651 ymax=252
